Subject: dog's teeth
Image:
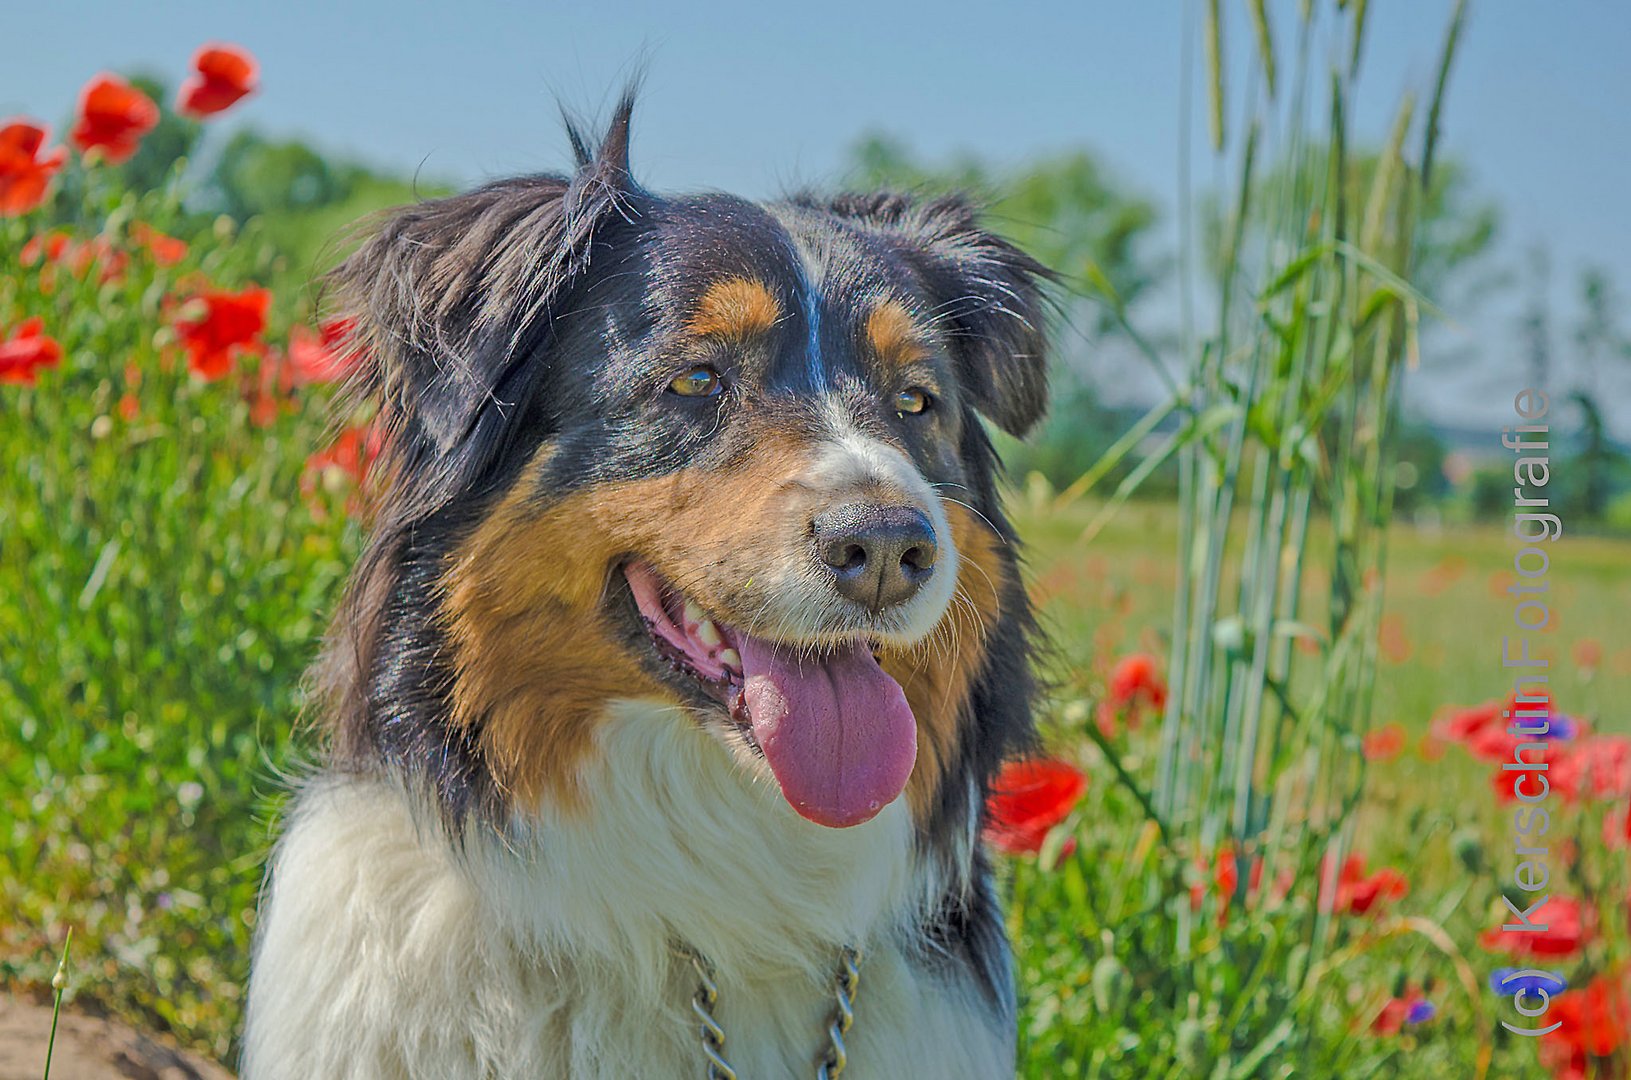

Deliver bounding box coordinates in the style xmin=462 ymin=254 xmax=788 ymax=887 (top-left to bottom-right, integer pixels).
xmin=719 ymin=647 xmax=741 ymax=670
xmin=697 ymin=619 xmax=722 ymax=647
xmin=683 ymin=599 xmax=705 ymax=627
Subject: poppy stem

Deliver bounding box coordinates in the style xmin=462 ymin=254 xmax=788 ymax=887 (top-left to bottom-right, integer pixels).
xmin=1082 ymin=721 xmax=1170 ymax=843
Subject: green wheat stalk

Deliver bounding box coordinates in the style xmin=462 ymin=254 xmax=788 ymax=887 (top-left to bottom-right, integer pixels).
xmin=42 ymin=928 xmax=72 ymax=1080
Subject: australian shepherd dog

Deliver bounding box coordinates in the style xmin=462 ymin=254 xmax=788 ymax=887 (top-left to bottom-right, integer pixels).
xmin=243 ymin=91 xmax=1050 ymax=1079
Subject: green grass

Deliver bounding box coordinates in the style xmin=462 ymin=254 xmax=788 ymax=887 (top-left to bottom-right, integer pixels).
xmin=0 ymin=166 xmax=353 ymax=1060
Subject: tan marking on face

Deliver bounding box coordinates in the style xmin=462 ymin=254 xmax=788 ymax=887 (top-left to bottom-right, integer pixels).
xmin=688 ymin=276 xmax=782 ymax=340
xmin=878 ymin=500 xmax=1007 ymax=822
xmin=441 ymin=459 xmax=671 ymax=813
xmin=866 ymin=300 xmax=930 ymax=366
xmin=441 ymin=425 xmax=822 ymax=810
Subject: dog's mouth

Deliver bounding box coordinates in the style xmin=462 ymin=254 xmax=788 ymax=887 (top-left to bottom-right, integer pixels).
xmin=623 ymin=561 xmax=917 ymax=829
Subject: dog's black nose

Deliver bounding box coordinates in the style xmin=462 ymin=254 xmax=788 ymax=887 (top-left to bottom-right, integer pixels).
xmin=813 ymin=503 xmax=938 ymax=612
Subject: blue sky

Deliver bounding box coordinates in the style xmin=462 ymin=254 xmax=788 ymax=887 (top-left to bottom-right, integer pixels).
xmin=7 ymin=1 xmax=1630 ymax=434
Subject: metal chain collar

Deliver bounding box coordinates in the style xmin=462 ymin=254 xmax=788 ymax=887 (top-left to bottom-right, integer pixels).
xmin=675 ymin=943 xmax=863 ymax=1080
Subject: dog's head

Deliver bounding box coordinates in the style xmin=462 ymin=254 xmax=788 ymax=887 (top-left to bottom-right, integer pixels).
xmin=323 ymin=93 xmax=1046 ymax=842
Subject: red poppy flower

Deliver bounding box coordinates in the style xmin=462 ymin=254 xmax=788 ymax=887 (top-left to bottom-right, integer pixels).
xmin=1540 ymin=1041 xmax=1590 ymax=1080
xmin=1418 ymin=555 xmax=1466 ymax=597
xmin=288 ymin=317 xmax=362 ymax=384
xmin=1434 ymin=690 xmax=1584 ymax=775
xmin=1363 ymin=722 xmax=1407 ymax=762
xmin=1191 ymin=845 xmax=1283 ymax=923
xmin=1189 ymin=844 xmax=1243 ymax=920
xmin=983 ymin=758 xmax=1087 ymax=855
xmin=244 ymin=346 xmax=286 ymax=428
xmin=1377 ymin=614 xmax=1414 ymax=664
xmin=20 ymin=229 xmax=72 ymax=266
xmin=1479 ymin=895 xmax=1590 ymax=959
xmin=1541 ymin=971 xmax=1630 ymax=1067
xmin=1320 ymin=854 xmax=1409 ymax=916
xmin=177 ymin=44 xmax=259 ymax=118
xmin=1551 ymin=735 xmax=1631 ymax=802
xmin=1215 ymin=846 xmax=1240 ymax=897
xmin=1371 ymin=988 xmax=1435 ymax=1035
xmin=309 ymin=424 xmax=381 ymax=483
xmin=1604 ymin=802 xmax=1631 ymax=850
xmin=0 ymin=120 xmax=67 ymax=216
xmin=0 ymin=317 xmax=64 ymax=386
xmin=1431 ymin=699 xmax=1504 ymax=749
xmin=131 ymin=222 xmax=188 ymax=266
xmin=20 ymin=229 xmax=73 ymax=294
xmin=302 ymin=422 xmax=385 ymax=516
xmin=1109 ymin=653 xmax=1167 ymax=709
xmin=72 ymin=74 xmax=160 ymax=163
xmin=175 ymin=287 xmax=270 ymax=381
xmin=60 ymin=234 xmax=130 ymax=285
xmin=1098 ymin=653 xmax=1168 ymax=734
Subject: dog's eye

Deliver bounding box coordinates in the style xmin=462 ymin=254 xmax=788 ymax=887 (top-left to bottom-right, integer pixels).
xmin=895 ymin=388 xmax=932 ymax=416
xmin=669 ymin=366 xmax=722 ymax=398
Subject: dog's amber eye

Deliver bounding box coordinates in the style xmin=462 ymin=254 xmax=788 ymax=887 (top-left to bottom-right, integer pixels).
xmin=895 ymin=388 xmax=932 ymax=416
xmin=669 ymin=366 xmax=722 ymax=397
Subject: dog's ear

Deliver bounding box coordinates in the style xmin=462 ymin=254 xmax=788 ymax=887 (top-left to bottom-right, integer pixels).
xmin=329 ymin=91 xmax=640 ymax=497
xmin=820 ymin=192 xmax=1052 ymax=436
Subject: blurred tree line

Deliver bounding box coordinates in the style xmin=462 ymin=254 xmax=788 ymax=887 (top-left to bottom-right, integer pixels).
xmin=1462 ymin=251 xmax=1631 ymax=529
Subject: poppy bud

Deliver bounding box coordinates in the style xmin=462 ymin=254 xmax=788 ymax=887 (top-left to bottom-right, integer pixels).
xmin=1091 ymin=952 xmax=1130 ymax=1014
xmin=1175 ymin=1017 xmax=1208 ymax=1071
xmin=1450 ymin=829 xmax=1484 ymax=874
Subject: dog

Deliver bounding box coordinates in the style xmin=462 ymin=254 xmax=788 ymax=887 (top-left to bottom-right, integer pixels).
xmin=243 ymin=90 xmax=1049 ymax=1079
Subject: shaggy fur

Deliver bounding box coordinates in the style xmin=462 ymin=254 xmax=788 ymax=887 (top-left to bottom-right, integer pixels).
xmin=247 ymin=704 xmax=1012 ymax=1077
xmin=244 ymin=89 xmax=1048 ymax=1079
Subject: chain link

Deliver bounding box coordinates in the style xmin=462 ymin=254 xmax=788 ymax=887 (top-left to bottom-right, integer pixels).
xmin=816 ymin=945 xmax=862 ymax=1080
xmin=675 ymin=942 xmax=863 ymax=1080
xmin=677 ymin=946 xmax=737 ymax=1080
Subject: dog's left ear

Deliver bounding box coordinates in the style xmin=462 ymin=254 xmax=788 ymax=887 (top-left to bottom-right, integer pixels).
xmin=327 ymin=91 xmax=641 ymax=500
xmin=819 ymin=192 xmax=1052 ymax=436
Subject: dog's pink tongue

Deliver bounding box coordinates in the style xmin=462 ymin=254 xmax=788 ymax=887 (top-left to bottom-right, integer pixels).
xmin=737 ymin=638 xmax=917 ymax=829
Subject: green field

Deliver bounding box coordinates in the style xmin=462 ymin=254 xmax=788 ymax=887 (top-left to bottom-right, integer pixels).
xmin=1019 ymin=495 xmax=1630 ymax=748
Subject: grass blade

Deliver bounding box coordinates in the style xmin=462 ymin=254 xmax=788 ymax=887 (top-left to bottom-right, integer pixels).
xmin=1207 ymin=0 xmax=1227 ymax=150
xmin=1421 ymin=0 xmax=1468 ymax=190
xmin=1249 ymin=0 xmax=1278 ymax=98
xmin=1347 ymin=0 xmax=1370 ymax=78
xmin=42 ymin=928 xmax=72 ymax=1080
xmin=1053 ymin=394 xmax=1183 ymax=510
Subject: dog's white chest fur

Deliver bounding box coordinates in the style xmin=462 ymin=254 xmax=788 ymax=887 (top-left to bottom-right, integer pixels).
xmin=244 ymin=701 xmax=1011 ymax=1078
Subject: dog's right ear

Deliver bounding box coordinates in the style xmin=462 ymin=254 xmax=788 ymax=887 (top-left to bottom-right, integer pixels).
xmin=328 ymin=91 xmax=640 ymax=502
